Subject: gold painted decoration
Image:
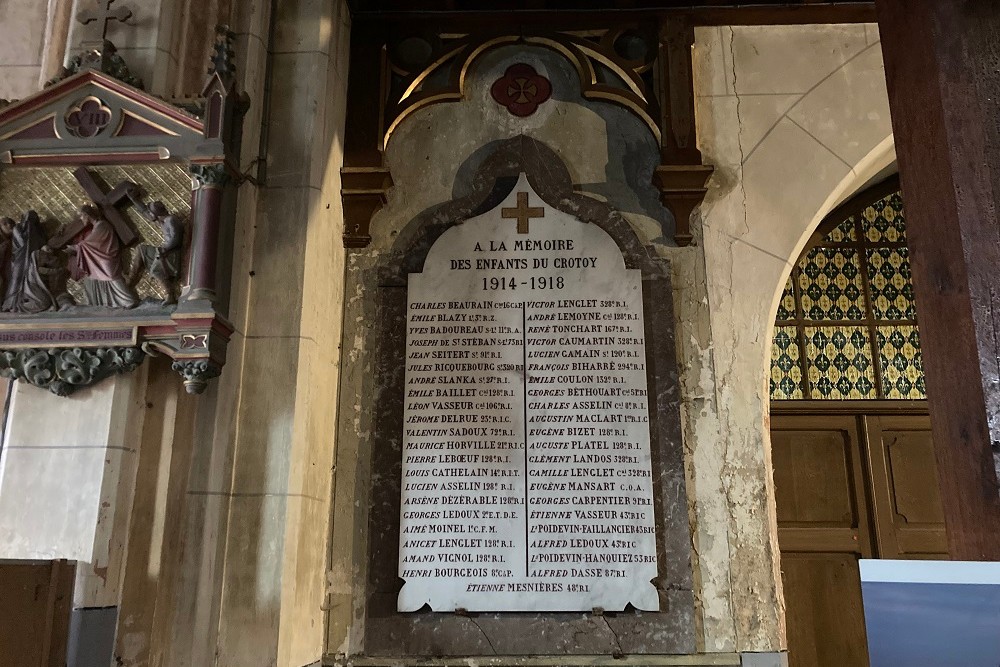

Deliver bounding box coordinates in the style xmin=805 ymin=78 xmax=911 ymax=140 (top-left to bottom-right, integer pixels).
xmin=877 ymin=325 xmax=926 ymax=399
xmin=0 ymin=164 xmax=191 ymax=304
xmin=771 ymin=326 xmax=803 ymax=400
xmin=798 ymin=247 xmax=866 ymax=321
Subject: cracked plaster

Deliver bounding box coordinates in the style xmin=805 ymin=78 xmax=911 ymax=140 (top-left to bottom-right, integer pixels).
xmin=689 ymin=24 xmax=896 ymax=652
xmin=329 ymin=24 xmax=898 ymax=659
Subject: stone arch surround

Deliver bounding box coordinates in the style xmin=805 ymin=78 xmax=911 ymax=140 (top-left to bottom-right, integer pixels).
xmin=687 ymin=23 xmax=896 ymax=652
xmin=329 ymin=41 xmax=681 ymax=655
xmin=328 ymin=23 xmax=898 ymax=661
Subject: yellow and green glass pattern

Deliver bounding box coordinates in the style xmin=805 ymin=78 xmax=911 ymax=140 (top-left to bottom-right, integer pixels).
xmin=862 ymin=191 xmax=906 ymax=243
xmin=769 ymin=187 xmax=928 ymax=401
xmin=877 ymin=325 xmax=926 ymax=399
xmin=825 ymin=216 xmax=857 ymax=243
xmin=798 ymin=248 xmax=866 ymax=321
xmin=867 ymin=247 xmax=916 ymax=320
xmin=771 ymin=326 xmax=803 ymax=399
xmin=805 ymin=326 xmax=876 ymax=399
xmin=776 ymin=277 xmax=796 ymax=321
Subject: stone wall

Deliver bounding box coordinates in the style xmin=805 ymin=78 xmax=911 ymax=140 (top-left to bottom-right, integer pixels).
xmin=686 ymin=23 xmax=895 ymax=653
xmin=328 ymin=21 xmax=896 ymax=665
xmin=0 ymin=1 xmax=352 ymax=666
xmin=0 ymin=10 xmax=898 ymax=667
xmin=0 ymin=1 xmax=71 ymax=99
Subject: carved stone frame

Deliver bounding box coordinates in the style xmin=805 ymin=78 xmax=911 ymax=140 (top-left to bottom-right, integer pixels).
xmin=358 ymin=137 xmax=694 ymax=657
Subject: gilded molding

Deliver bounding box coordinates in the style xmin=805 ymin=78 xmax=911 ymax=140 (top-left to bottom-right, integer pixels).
xmin=383 ymin=31 xmax=662 ymax=148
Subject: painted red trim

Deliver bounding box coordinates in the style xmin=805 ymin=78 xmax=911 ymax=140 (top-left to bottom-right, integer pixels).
xmin=0 ymin=70 xmax=203 ymax=133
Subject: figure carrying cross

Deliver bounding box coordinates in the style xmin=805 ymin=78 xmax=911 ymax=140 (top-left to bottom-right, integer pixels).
xmin=502 ymin=192 xmax=544 ymax=234
xmin=77 ymin=0 xmax=133 ymax=42
xmin=49 ymin=168 xmax=139 ymax=249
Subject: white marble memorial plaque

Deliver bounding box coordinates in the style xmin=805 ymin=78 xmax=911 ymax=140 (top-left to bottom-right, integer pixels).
xmin=398 ymin=174 xmax=659 ymax=613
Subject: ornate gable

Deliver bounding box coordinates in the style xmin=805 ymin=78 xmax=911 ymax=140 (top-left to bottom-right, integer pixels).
xmin=0 ymin=30 xmax=247 ymax=396
xmin=0 ymin=69 xmax=209 ymax=166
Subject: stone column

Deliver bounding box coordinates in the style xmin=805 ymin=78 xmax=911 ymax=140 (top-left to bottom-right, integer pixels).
xmin=0 ymin=372 xmax=148 ymax=666
xmin=160 ymin=0 xmax=275 ymax=663
xmin=113 ymin=359 xmax=199 ymax=666
xmin=165 ymin=0 xmax=353 ymax=665
xmin=0 ymin=0 xmax=70 ymax=98
xmin=876 ymin=0 xmax=1000 ymax=559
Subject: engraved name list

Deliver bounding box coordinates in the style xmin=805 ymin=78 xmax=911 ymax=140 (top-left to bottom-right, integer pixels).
xmin=398 ymin=175 xmax=659 ymax=613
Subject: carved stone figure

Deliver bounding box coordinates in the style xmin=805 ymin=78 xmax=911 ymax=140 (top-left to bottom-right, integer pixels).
xmin=67 ymin=205 xmax=138 ymax=309
xmin=0 ymin=217 xmax=14 ymax=298
xmin=127 ymin=186 xmax=185 ymax=305
xmin=36 ymin=245 xmax=74 ymax=310
xmin=2 ymin=211 xmax=55 ymax=313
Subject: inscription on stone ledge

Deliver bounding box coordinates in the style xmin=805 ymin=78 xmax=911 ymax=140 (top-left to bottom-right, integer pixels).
xmin=398 ymin=175 xmax=658 ymax=613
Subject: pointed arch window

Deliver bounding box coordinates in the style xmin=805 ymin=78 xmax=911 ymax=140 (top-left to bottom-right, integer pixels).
xmin=770 ymin=176 xmax=926 ymax=401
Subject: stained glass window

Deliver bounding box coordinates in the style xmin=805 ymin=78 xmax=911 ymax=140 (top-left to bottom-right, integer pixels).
xmin=770 ymin=186 xmax=927 ymax=401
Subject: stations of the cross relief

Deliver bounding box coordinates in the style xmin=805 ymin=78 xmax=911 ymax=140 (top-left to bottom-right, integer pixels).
xmin=398 ymin=174 xmax=660 ymax=613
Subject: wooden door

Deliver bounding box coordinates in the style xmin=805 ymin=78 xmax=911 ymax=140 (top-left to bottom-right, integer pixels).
xmin=771 ymin=415 xmax=873 ymax=667
xmin=0 ymin=559 xmax=74 ymax=667
xmin=771 ymin=408 xmax=948 ymax=667
xmin=863 ymin=415 xmax=947 ymax=558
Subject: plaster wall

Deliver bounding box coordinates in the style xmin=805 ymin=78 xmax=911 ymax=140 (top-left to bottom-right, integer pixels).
xmin=687 ymin=23 xmax=895 ymax=652
xmin=0 ymin=0 xmax=71 ymax=99
xmin=0 ymin=369 xmax=147 ymax=608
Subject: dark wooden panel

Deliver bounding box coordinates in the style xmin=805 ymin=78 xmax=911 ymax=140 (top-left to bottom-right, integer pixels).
xmin=885 ymin=426 xmax=944 ymax=525
xmin=0 ymin=560 xmax=74 ymax=667
xmin=778 ymin=527 xmax=861 ymax=553
xmin=771 ymin=400 xmax=928 ymax=417
xmin=781 ymin=553 xmax=871 ymax=667
xmin=877 ymin=0 xmax=1000 ymax=560
xmin=348 ymin=3 xmax=877 ymax=26
xmin=770 ymin=416 xmax=872 ymax=557
xmin=772 ymin=429 xmax=856 ymax=526
xmin=864 ymin=415 xmax=948 ymax=558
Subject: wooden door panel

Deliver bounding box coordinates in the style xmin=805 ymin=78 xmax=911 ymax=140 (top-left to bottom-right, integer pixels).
xmin=781 ymin=553 xmax=871 ymax=667
xmin=884 ymin=427 xmax=943 ymax=524
xmin=0 ymin=560 xmax=74 ymax=667
xmin=772 ymin=429 xmax=857 ymax=526
xmin=771 ymin=415 xmax=874 ymax=667
xmin=864 ymin=415 xmax=947 ymax=557
xmin=770 ymin=416 xmax=872 ymax=555
xmin=771 ymin=406 xmax=944 ymax=667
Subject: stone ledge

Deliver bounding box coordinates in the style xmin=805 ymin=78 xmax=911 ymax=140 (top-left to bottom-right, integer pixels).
xmin=331 ymin=655 xmax=742 ymax=667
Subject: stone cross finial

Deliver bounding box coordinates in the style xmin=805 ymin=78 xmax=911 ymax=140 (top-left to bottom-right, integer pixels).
xmin=77 ymin=0 xmax=133 ymax=41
